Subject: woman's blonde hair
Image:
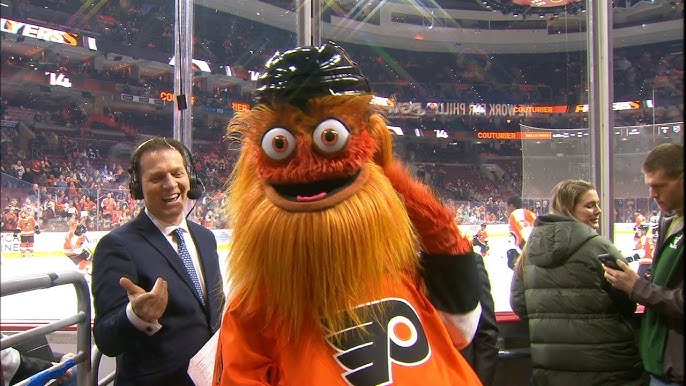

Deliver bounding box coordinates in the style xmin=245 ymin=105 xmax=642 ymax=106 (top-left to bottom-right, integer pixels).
xmin=550 ymin=179 xmax=596 ymax=219
xmin=515 ymin=248 xmax=526 ymax=280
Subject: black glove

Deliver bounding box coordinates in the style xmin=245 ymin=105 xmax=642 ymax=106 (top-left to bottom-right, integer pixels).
xmin=34 ymin=225 xmax=41 ymax=234
xmin=13 ymin=229 xmax=20 ymax=239
xmin=421 ymin=251 xmax=480 ymax=314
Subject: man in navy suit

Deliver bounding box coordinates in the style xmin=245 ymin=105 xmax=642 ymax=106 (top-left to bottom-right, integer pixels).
xmin=91 ymin=137 xmax=225 ymax=386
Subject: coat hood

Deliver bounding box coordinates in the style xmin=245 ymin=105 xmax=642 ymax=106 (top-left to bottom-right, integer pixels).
xmin=525 ymin=213 xmax=599 ymax=268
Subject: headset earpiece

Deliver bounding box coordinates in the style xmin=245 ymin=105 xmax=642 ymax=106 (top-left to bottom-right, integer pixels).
xmin=129 ymin=180 xmax=144 ymax=200
xmin=128 ymin=148 xmax=145 ymax=200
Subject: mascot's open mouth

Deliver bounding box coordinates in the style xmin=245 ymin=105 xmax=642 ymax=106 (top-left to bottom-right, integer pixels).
xmin=263 ymin=166 xmax=370 ymax=212
xmin=273 ymin=169 xmax=361 ymax=202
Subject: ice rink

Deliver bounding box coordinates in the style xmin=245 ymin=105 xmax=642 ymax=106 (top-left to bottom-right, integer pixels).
xmin=0 ymin=224 xmax=642 ymax=322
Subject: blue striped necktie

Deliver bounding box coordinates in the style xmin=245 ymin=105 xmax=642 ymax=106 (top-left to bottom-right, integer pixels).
xmin=171 ymin=228 xmax=205 ymax=305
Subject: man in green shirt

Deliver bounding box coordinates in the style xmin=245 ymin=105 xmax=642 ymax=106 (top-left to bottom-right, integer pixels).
xmin=604 ymin=143 xmax=683 ymax=386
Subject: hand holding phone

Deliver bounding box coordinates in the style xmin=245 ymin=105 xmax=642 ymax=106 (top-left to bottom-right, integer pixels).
xmin=598 ymin=253 xmax=622 ymax=270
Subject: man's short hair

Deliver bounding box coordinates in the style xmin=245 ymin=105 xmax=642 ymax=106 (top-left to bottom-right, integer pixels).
xmin=128 ymin=137 xmax=187 ymax=182
xmin=506 ymin=196 xmax=522 ymax=209
xmin=642 ymin=143 xmax=684 ymax=179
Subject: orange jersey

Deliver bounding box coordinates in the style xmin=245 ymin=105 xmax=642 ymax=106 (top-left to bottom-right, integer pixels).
xmin=643 ymin=236 xmax=653 ymax=259
xmin=214 ymin=275 xmax=482 ymax=386
xmin=64 ymin=230 xmax=86 ymax=257
xmin=17 ymin=216 xmax=37 ymax=236
xmin=634 ymin=233 xmax=644 ymax=251
xmin=476 ymin=229 xmax=488 ymax=244
xmin=508 ymin=208 xmax=536 ymax=248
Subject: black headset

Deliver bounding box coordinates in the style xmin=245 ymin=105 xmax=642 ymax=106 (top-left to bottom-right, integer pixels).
xmin=128 ymin=137 xmax=204 ymax=200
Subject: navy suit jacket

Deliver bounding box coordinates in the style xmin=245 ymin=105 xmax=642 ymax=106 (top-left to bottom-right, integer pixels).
xmin=91 ymin=212 xmax=225 ymax=386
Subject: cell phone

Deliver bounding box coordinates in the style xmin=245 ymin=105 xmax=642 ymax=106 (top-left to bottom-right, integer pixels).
xmin=598 ymin=253 xmax=622 ymax=270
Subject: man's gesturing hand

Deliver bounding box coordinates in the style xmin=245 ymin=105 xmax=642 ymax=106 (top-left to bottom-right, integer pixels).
xmin=120 ymin=277 xmax=168 ymax=322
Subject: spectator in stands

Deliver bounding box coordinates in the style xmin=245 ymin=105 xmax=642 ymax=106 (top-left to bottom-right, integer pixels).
xmin=28 ymin=184 xmax=40 ymax=202
xmin=510 ymin=179 xmax=646 ymax=386
xmin=42 ymin=195 xmax=56 ymax=220
xmin=91 ymin=137 xmax=225 ymax=386
xmin=7 ymin=160 xmax=24 ymax=188
xmin=100 ymin=192 xmax=115 ymax=218
xmin=2 ymin=207 xmax=18 ymax=232
xmin=604 ymin=143 xmax=683 ymax=386
xmin=20 ymin=198 xmax=37 ymax=219
xmin=55 ymin=175 xmax=67 ymax=189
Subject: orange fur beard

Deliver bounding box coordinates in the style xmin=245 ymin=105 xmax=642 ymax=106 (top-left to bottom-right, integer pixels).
xmin=226 ymin=157 xmax=419 ymax=341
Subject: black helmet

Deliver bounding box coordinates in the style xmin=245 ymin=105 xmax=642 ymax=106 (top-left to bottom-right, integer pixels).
xmin=253 ymin=42 xmax=371 ymax=109
xmin=74 ymin=224 xmax=87 ymax=236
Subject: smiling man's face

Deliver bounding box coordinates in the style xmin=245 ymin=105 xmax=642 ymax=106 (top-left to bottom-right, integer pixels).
xmin=140 ymin=148 xmax=190 ymax=226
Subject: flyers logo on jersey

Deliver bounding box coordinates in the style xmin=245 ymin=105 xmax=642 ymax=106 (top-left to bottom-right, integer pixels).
xmin=326 ymin=297 xmax=430 ymax=386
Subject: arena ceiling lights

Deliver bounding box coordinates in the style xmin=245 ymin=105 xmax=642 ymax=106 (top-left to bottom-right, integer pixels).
xmin=477 ymin=0 xmax=586 ymax=17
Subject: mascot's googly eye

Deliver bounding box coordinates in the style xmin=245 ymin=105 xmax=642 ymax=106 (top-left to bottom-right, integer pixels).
xmin=313 ymin=119 xmax=349 ymax=154
xmin=262 ymin=127 xmax=296 ymax=161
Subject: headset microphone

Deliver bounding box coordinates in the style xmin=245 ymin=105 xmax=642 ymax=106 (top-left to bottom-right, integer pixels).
xmin=186 ymin=178 xmax=205 ymax=200
xmin=187 ymin=188 xmax=202 ymax=200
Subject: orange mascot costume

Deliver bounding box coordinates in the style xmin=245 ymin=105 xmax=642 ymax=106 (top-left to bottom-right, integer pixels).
xmin=213 ymin=42 xmax=483 ymax=386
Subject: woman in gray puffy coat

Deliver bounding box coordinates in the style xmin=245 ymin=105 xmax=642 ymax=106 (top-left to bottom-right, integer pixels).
xmin=510 ymin=179 xmax=647 ymax=386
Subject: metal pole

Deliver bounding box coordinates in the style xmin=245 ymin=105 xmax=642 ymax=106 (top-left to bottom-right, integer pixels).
xmin=587 ymin=0 xmax=614 ymax=240
xmin=312 ymin=0 xmax=322 ymax=46
xmin=95 ymin=190 xmax=100 ymax=231
xmin=174 ymin=0 xmax=194 ymax=150
xmin=652 ymin=87 xmax=656 ymax=133
xmin=297 ymin=0 xmax=313 ymax=46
